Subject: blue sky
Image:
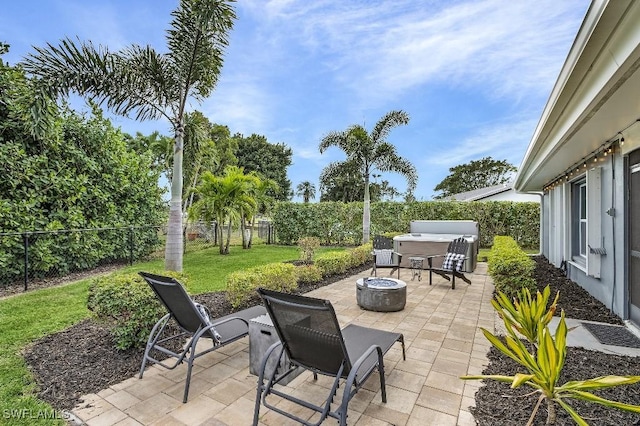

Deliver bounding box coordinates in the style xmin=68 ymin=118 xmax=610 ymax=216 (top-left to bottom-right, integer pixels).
xmin=1 ymin=0 xmax=589 ymax=201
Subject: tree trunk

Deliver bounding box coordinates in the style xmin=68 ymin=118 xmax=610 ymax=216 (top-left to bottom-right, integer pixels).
xmin=362 ymin=174 xmax=371 ymax=244
xmin=241 ymin=214 xmax=248 ymax=249
xmin=546 ymin=400 xmax=556 ymax=425
xmin=164 ymin=124 xmax=184 ymax=272
xmin=218 ymin=217 xmax=225 ymax=254
xmin=225 ymin=221 xmax=232 ymax=254
xmin=249 ymin=216 xmax=255 ymax=248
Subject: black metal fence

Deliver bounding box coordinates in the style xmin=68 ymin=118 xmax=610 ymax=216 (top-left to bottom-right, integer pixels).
xmin=1 ymin=221 xmax=278 ymax=292
xmin=0 ymin=225 xmax=162 ymax=291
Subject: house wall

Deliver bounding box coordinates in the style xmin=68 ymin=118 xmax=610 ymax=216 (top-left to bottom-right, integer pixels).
xmin=541 ymin=150 xmax=627 ymax=319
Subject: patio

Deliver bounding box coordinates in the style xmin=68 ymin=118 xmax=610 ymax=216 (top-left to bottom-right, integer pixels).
xmin=70 ymin=265 xmax=495 ymax=425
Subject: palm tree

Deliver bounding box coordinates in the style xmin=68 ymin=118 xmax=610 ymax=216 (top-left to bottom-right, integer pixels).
xmin=319 ymin=110 xmax=417 ymax=243
xmin=296 ymin=181 xmax=316 ymax=203
xmin=189 ymin=166 xmax=258 ymax=255
xmin=20 ymin=0 xmax=236 ymax=272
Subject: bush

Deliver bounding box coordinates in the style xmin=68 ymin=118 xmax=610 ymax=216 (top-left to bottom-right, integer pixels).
xmin=87 ymin=270 xmax=187 ymax=350
xmin=488 ymin=236 xmax=536 ymax=298
xmin=297 ymin=236 xmax=320 ymax=264
xmin=315 ymin=251 xmax=352 ymax=276
xmin=295 ymin=264 xmax=323 ymax=284
xmin=226 ymin=263 xmax=297 ymax=308
xmin=349 ymin=242 xmax=373 ymax=268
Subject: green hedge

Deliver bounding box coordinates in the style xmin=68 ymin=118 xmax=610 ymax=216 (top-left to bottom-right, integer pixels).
xmin=272 ymin=201 xmax=539 ymax=248
xmin=487 ymin=236 xmax=536 ymax=298
xmin=226 ymin=263 xmax=298 ymax=308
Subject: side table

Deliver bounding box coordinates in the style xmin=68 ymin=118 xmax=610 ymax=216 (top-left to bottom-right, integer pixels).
xmin=409 ymin=256 xmax=425 ymax=281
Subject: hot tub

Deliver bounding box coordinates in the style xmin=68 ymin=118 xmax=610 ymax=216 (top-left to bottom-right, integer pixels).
xmin=393 ymin=221 xmax=479 ymax=272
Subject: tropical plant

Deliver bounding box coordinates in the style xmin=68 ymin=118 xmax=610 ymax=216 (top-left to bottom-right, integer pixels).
xmin=245 ymin=176 xmax=278 ymax=248
xmin=493 ymin=285 xmax=559 ymax=347
xmin=20 ymin=0 xmax=237 ymax=272
xmin=318 ymin=110 xmax=417 ymax=243
xmin=189 ymin=166 xmax=259 ymax=254
xmin=462 ymin=288 xmax=640 ymax=425
xmin=296 ymin=181 xmax=316 ymax=203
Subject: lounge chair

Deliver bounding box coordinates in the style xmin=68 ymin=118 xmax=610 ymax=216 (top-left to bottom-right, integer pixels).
xmin=252 ymin=288 xmax=405 ymax=426
xmin=138 ymin=272 xmax=266 ymax=403
xmin=371 ymin=235 xmax=402 ymax=279
xmin=425 ymin=237 xmax=472 ymax=289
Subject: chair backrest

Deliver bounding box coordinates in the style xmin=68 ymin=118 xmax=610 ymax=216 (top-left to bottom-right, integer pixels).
xmin=258 ymin=288 xmax=352 ymax=377
xmin=447 ymin=237 xmax=468 ymax=255
xmin=374 ymin=249 xmax=395 ymax=266
xmin=139 ymin=272 xmax=207 ymax=334
xmin=373 ymin=235 xmax=394 ymax=250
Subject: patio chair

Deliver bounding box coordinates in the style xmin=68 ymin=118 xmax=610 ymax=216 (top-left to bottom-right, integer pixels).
xmin=425 ymin=237 xmax=472 ymax=289
xmin=253 ymin=288 xmax=405 ymax=426
xmin=138 ymin=272 xmax=266 ymax=403
xmin=371 ymin=235 xmax=402 ymax=279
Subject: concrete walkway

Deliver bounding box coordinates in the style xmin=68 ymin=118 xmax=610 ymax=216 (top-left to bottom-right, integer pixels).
xmin=68 ymin=264 xmax=640 ymax=425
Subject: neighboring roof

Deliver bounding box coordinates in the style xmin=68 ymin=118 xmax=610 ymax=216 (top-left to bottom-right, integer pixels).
xmin=444 ymin=183 xmax=513 ymax=201
xmin=515 ymin=0 xmax=640 ymax=192
xmin=442 ymin=183 xmax=540 ymax=202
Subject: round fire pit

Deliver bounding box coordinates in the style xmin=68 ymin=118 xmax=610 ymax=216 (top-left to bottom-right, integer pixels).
xmin=356 ymin=277 xmax=407 ymax=312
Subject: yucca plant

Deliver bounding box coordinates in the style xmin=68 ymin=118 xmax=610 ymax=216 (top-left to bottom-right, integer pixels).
xmin=493 ymin=285 xmax=559 ymax=347
xmin=462 ymin=290 xmax=640 ymax=425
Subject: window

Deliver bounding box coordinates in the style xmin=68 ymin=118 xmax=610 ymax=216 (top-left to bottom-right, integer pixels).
xmin=569 ymin=168 xmax=602 ymax=278
xmin=571 ymin=179 xmax=587 ymax=262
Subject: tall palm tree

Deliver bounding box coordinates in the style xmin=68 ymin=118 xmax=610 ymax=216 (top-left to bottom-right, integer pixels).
xmin=296 ymin=181 xmax=316 ymax=203
xmin=319 ymin=110 xmax=417 ymax=243
xmin=20 ymin=0 xmax=236 ymax=272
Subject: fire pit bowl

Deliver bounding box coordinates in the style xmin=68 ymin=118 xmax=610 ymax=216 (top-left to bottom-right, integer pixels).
xmin=356 ymin=277 xmax=407 ymax=312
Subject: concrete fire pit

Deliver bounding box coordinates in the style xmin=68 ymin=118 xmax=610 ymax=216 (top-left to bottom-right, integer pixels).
xmin=356 ymin=277 xmax=407 ymax=312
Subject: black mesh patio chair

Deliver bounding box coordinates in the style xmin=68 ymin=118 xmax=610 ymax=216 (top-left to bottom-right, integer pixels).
xmin=425 ymin=237 xmax=472 ymax=289
xmin=371 ymin=235 xmax=402 ymax=279
xmin=138 ymin=272 xmax=266 ymax=403
xmin=252 ymin=288 xmax=405 ymax=426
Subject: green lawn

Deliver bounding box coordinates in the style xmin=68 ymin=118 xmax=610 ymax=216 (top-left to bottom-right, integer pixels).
xmin=0 ymin=244 xmax=344 ymax=425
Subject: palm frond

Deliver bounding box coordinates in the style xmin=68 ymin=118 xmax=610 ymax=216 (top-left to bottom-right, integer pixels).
xmin=371 ymin=109 xmax=409 ymax=143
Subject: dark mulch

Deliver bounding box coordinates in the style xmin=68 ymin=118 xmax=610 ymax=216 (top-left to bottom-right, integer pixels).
xmin=22 ymin=255 xmax=640 ymax=424
xmin=472 ymin=256 xmax=640 ymax=425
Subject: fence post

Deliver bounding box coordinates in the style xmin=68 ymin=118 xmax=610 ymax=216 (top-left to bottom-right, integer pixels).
xmin=129 ymin=226 xmax=134 ymax=265
xmin=22 ymin=232 xmax=29 ymax=291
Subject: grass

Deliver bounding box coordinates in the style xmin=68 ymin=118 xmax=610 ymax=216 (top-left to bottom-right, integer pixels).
xmin=0 ymin=243 xmax=345 ymax=425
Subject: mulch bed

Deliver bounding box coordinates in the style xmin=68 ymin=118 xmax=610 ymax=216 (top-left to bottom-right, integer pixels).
xmin=20 ymin=255 xmax=640 ymax=424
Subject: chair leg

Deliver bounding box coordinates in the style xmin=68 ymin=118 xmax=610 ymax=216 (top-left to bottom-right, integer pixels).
xmin=451 ymin=273 xmax=456 ymax=290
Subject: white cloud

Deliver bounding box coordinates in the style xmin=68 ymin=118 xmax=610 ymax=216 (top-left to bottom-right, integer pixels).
xmin=426 ymin=117 xmax=538 ymax=167
xmin=238 ymin=0 xmax=587 ymax=105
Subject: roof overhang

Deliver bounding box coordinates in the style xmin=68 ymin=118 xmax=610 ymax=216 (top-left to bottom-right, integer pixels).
xmin=515 ymin=0 xmax=640 ymax=192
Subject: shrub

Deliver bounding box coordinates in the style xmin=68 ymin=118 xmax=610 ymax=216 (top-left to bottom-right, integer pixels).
xmin=295 ymin=264 xmax=323 ymax=284
xmin=226 ymin=263 xmax=297 ymax=308
xmin=462 ymin=287 xmax=640 ymax=425
xmin=87 ymin=270 xmax=187 ymax=350
xmin=297 ymin=236 xmax=320 ymax=264
xmin=349 ymin=242 xmax=373 ymax=268
xmin=315 ymin=251 xmax=351 ymax=276
xmin=488 ymin=236 xmax=536 ymax=298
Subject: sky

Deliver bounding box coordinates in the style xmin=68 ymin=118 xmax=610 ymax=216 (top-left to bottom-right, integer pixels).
xmin=1 ymin=0 xmax=590 ymax=201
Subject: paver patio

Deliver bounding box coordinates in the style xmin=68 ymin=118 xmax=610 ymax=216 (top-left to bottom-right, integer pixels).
xmin=70 ymin=264 xmax=495 ymax=425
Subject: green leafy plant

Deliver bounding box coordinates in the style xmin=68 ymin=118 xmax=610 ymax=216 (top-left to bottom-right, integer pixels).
xmin=462 ymin=288 xmax=640 ymax=425
xmin=297 ymin=236 xmax=320 ymax=264
xmin=295 ymin=264 xmax=323 ymax=284
xmin=226 ymin=262 xmax=297 ymax=308
xmin=493 ymin=285 xmax=559 ymax=346
xmin=88 ymin=271 xmax=186 ymax=350
xmin=488 ymin=235 xmax=537 ymax=298
xmin=315 ymin=251 xmax=351 ymax=276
